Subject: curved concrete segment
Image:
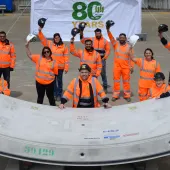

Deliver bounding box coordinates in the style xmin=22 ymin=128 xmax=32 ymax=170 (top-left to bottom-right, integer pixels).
xmin=0 ymin=94 xmax=170 ymax=166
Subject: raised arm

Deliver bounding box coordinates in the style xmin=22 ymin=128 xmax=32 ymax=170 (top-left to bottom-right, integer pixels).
xmin=38 ymin=27 xmax=50 ymax=47
xmin=25 ymin=42 xmax=32 ymax=60
xmin=63 ymin=45 xmax=69 ymax=73
xmin=70 ymin=38 xmax=82 ymax=58
xmin=106 ymin=28 xmax=117 ymax=48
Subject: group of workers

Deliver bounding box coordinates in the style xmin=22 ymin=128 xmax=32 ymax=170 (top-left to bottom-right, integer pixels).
xmin=0 ymin=20 xmax=170 ymax=109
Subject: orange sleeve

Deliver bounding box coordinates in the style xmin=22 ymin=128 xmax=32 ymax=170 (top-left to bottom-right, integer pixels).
xmin=70 ymin=43 xmax=82 ymax=58
xmin=103 ymin=40 xmax=110 ymax=60
xmin=63 ymin=45 xmax=69 ymax=72
xmin=95 ymin=78 xmax=106 ymax=99
xmin=31 ymin=54 xmax=40 ymax=63
xmin=62 ymin=79 xmax=76 ymax=101
xmin=134 ymin=58 xmax=142 ymax=68
xmin=10 ymin=43 xmax=16 ymax=68
xmin=96 ymin=53 xmax=102 ymax=77
xmin=156 ymin=62 xmax=161 ymax=72
xmin=129 ymin=48 xmax=135 ymax=68
xmin=38 ymin=31 xmax=51 ymax=47
xmin=52 ymin=60 xmax=58 ymax=75
xmin=107 ymin=31 xmax=117 ymax=49
xmin=165 ymin=42 xmax=170 ymax=51
xmin=3 ymin=80 xmax=10 ymax=96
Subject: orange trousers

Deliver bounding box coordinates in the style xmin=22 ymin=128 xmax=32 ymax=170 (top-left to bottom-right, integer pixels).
xmin=138 ymin=87 xmax=149 ymax=101
xmin=113 ymin=65 xmax=131 ymax=98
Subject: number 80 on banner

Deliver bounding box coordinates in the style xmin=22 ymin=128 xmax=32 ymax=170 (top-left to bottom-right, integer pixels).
xmin=72 ymin=1 xmax=104 ymax=21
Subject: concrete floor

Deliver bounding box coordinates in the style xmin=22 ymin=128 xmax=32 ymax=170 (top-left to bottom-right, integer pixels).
xmin=1 ymin=11 xmax=170 ymax=169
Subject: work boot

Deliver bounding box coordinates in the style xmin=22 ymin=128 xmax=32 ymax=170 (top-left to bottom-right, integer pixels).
xmin=112 ymin=97 xmax=118 ymax=102
xmin=104 ymin=87 xmax=107 ymax=94
xmin=124 ymin=97 xmax=131 ymax=102
xmin=56 ymin=96 xmax=61 ymax=102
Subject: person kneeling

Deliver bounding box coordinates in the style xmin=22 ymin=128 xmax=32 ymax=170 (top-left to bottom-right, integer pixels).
xmin=147 ymin=72 xmax=170 ymax=99
xmin=59 ymin=64 xmax=111 ymax=109
xmin=0 ymin=78 xmax=10 ymax=96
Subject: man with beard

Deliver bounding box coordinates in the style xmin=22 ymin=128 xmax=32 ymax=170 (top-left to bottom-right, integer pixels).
xmin=106 ymin=26 xmax=134 ymax=102
xmin=70 ymin=38 xmax=102 ymax=78
xmin=80 ymin=28 xmax=110 ymax=93
xmin=0 ymin=31 xmax=16 ymax=88
xmin=59 ymin=64 xmax=111 ymax=109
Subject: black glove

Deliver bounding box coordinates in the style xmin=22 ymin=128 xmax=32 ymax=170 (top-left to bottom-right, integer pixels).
xmin=10 ymin=68 xmax=14 ymax=71
xmin=160 ymin=92 xmax=170 ymax=98
xmin=161 ymin=37 xmax=168 ymax=46
xmin=5 ymin=39 xmax=10 ymax=45
xmin=0 ymin=92 xmax=4 ymax=94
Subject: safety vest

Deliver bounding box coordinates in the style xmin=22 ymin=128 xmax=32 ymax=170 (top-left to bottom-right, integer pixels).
xmin=35 ymin=56 xmax=57 ymax=85
xmin=91 ymin=37 xmax=106 ymax=58
xmin=139 ymin=59 xmax=158 ymax=88
xmin=63 ymin=77 xmax=106 ymax=108
xmin=148 ymin=84 xmax=170 ymax=98
xmin=38 ymin=31 xmax=69 ymax=71
xmin=0 ymin=42 xmax=15 ymax=68
xmin=49 ymin=42 xmax=69 ymax=70
xmin=80 ymin=50 xmax=101 ymax=76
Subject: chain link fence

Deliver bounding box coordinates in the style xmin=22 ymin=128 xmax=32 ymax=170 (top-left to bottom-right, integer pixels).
xmin=142 ymin=0 xmax=170 ymax=10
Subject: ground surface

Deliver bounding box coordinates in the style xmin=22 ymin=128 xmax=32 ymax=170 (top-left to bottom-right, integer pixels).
xmin=0 ymin=11 xmax=170 ymax=169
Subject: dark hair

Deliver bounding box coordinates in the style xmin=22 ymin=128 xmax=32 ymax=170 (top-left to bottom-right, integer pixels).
xmin=94 ymin=28 xmax=101 ymax=33
xmin=53 ymin=33 xmax=63 ymax=45
xmin=85 ymin=39 xmax=93 ymax=44
xmin=119 ymin=33 xmax=126 ymax=37
xmin=0 ymin=31 xmax=6 ymax=36
xmin=42 ymin=46 xmax=52 ymax=59
xmin=144 ymin=48 xmax=154 ymax=60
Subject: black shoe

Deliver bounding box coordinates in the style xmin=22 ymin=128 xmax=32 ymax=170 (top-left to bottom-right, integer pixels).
xmin=125 ymin=97 xmax=131 ymax=102
xmin=112 ymin=97 xmax=118 ymax=102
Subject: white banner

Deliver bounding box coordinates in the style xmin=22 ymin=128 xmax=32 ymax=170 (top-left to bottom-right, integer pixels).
xmin=31 ymin=0 xmax=142 ymax=41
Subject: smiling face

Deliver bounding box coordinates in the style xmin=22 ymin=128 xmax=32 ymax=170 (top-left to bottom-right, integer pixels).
xmin=0 ymin=33 xmax=6 ymax=42
xmin=155 ymin=79 xmax=164 ymax=88
xmin=85 ymin=40 xmax=93 ymax=51
xmin=119 ymin=35 xmax=126 ymax=45
xmin=95 ymin=31 xmax=102 ymax=39
xmin=43 ymin=49 xmax=51 ymax=58
xmin=80 ymin=70 xmax=90 ymax=80
xmin=144 ymin=50 xmax=153 ymax=61
xmin=54 ymin=35 xmax=60 ymax=44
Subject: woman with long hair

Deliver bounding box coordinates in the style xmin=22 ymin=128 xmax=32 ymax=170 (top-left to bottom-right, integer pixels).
xmin=129 ymin=48 xmax=161 ymax=101
xmin=25 ymin=42 xmax=58 ymax=106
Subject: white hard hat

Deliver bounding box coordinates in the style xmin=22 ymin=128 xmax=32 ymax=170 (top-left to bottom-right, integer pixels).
xmin=128 ymin=35 xmax=139 ymax=47
xmin=26 ymin=34 xmax=37 ymax=42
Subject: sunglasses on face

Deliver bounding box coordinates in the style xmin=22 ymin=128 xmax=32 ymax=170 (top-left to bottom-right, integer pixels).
xmin=43 ymin=51 xmax=50 ymax=54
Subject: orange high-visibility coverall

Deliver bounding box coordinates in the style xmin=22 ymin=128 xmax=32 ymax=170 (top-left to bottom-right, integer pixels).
xmin=0 ymin=41 xmax=16 ymax=69
xmin=133 ymin=58 xmax=161 ymax=101
xmin=31 ymin=54 xmax=58 ymax=85
xmin=107 ymin=31 xmax=134 ymax=98
xmin=62 ymin=76 xmax=106 ymax=108
xmin=0 ymin=78 xmax=10 ymax=96
xmin=147 ymin=83 xmax=170 ymax=99
xmin=70 ymin=44 xmax=102 ymax=77
xmin=80 ymin=36 xmax=110 ymax=60
xmin=38 ymin=31 xmax=69 ymax=72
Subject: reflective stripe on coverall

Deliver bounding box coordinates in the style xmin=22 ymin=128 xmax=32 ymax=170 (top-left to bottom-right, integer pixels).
xmin=31 ymin=55 xmax=58 ymax=85
xmin=107 ymin=31 xmax=134 ymax=98
xmin=70 ymin=43 xmax=102 ymax=77
xmin=62 ymin=76 xmax=106 ymax=108
xmin=134 ymin=58 xmax=161 ymax=101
